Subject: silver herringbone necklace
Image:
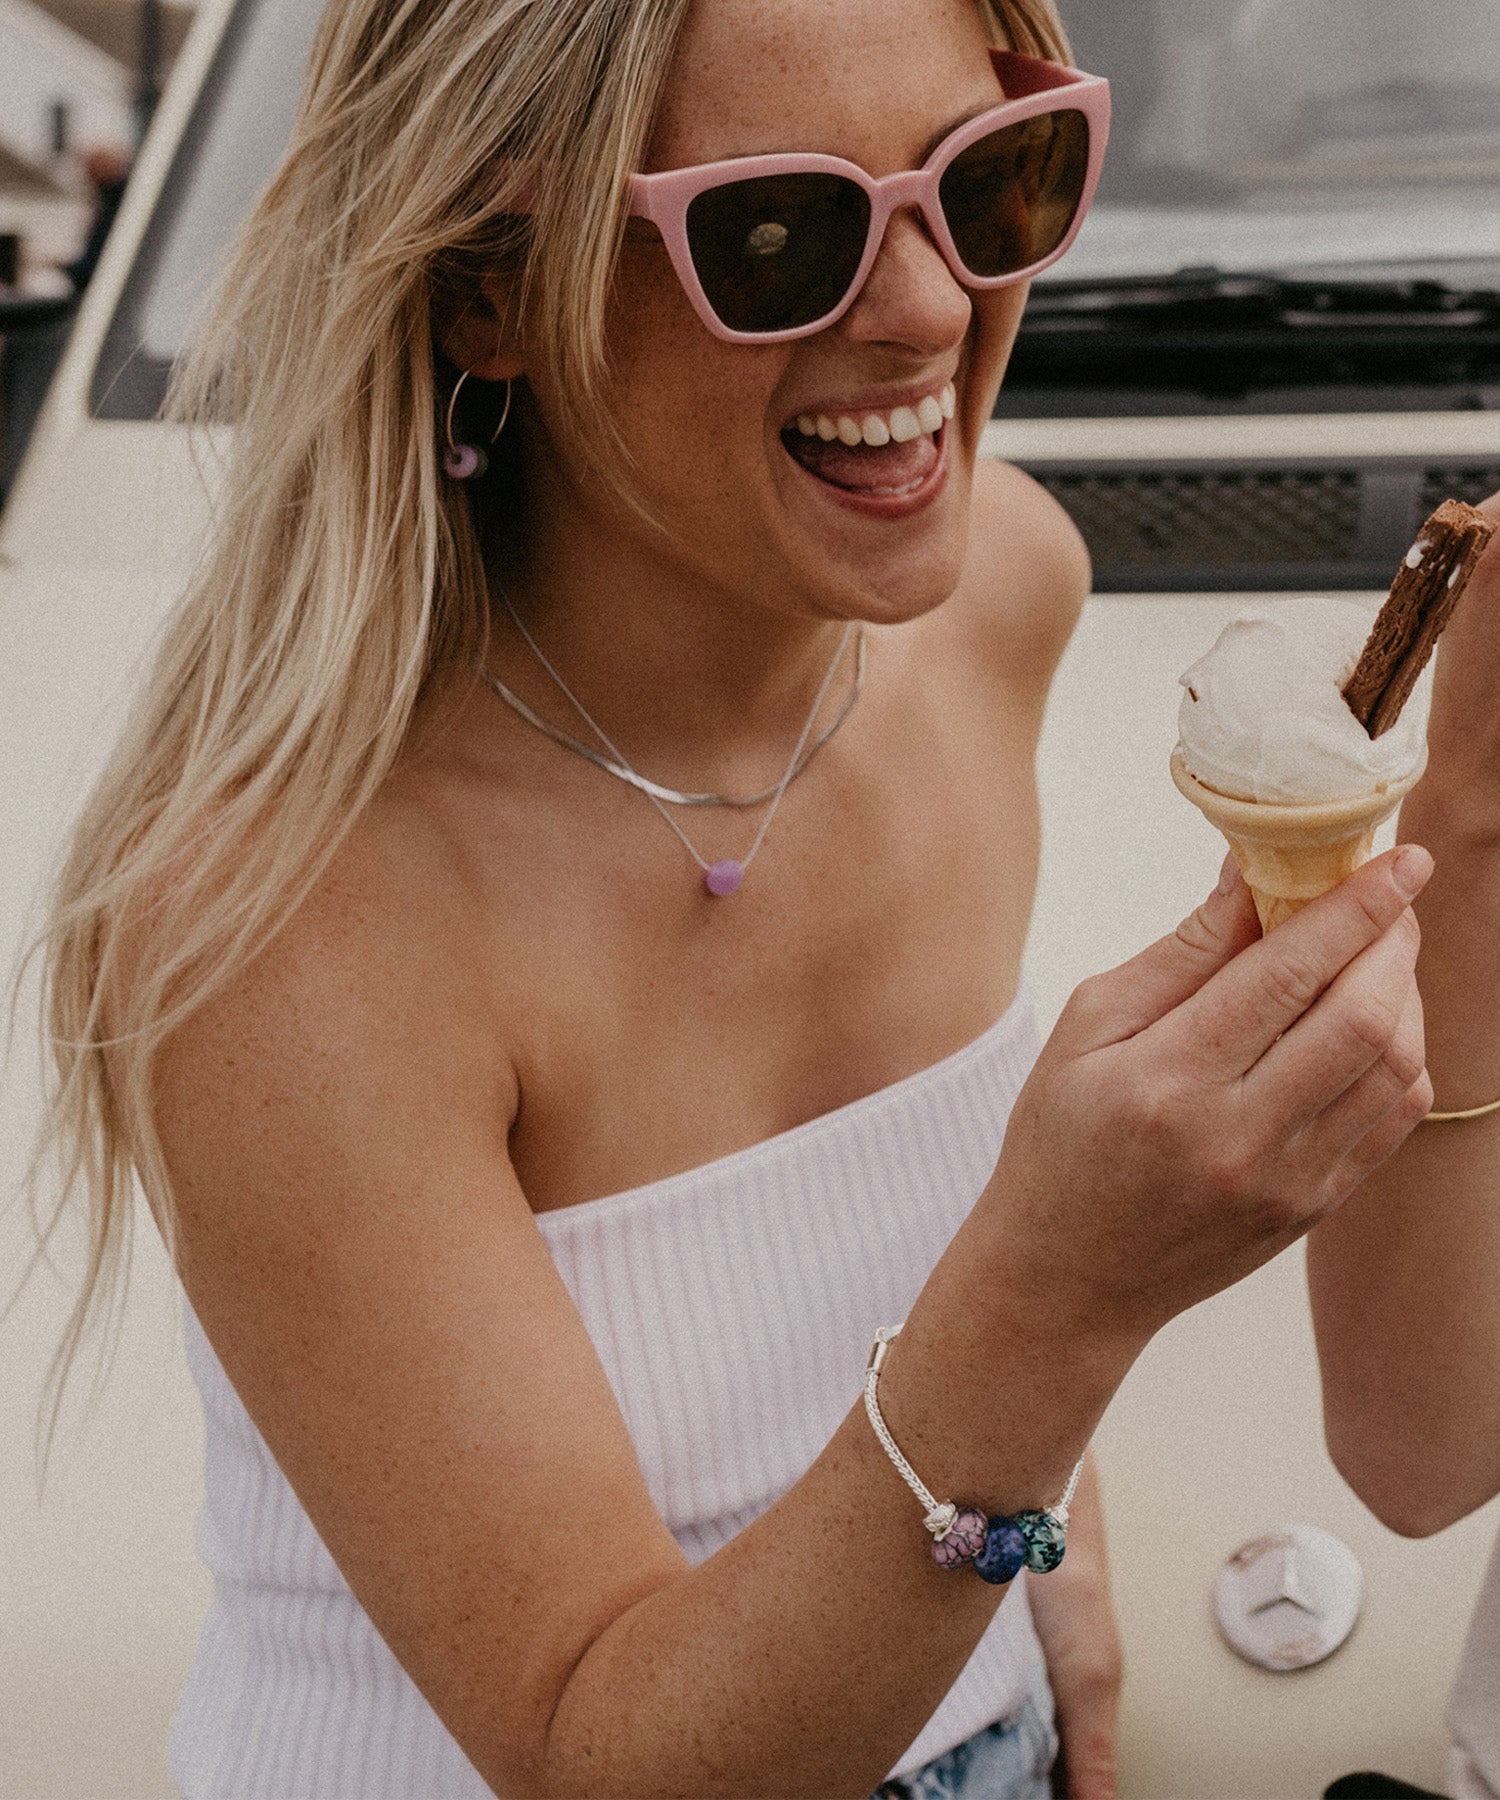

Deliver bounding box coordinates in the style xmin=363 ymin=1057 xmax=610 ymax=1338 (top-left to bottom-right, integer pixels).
xmin=490 ymin=593 xmax=855 ymax=897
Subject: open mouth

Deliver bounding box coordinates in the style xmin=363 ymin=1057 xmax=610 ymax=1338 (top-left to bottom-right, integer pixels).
xmin=780 ymin=383 xmax=956 ymax=498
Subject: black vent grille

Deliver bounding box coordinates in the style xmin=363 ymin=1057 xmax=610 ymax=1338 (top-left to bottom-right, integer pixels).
xmin=1042 ymin=469 xmax=1360 ymax=570
xmin=1023 ymin=459 xmax=1500 ymax=592
xmin=1420 ymin=466 xmax=1500 ymax=512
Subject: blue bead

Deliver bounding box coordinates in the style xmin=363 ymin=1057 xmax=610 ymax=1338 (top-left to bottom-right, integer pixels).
xmin=1015 ymin=1510 xmax=1067 ymax=1573
xmin=973 ymin=1516 xmax=1027 ymax=1585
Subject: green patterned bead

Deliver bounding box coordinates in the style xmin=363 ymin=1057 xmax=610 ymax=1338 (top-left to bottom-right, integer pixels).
xmin=1015 ymin=1509 xmax=1067 ymax=1573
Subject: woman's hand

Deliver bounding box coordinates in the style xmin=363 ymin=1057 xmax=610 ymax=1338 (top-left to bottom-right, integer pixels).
xmin=1026 ymin=1456 xmax=1121 ymax=1800
xmin=992 ymin=842 xmax=1434 ymax=1354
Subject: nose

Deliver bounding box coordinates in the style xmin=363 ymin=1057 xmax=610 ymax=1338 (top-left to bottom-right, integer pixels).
xmin=839 ymin=203 xmax=972 ymax=354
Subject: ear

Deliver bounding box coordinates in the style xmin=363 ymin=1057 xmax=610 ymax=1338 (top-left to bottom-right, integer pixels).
xmin=434 ymin=270 xmax=525 ymax=382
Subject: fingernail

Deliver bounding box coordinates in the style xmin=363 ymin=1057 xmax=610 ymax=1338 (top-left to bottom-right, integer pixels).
xmin=1392 ymin=844 xmax=1434 ymax=900
xmin=1217 ymin=851 xmax=1239 ymax=895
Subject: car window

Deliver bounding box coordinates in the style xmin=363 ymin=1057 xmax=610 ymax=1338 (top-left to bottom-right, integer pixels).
xmin=1064 ymin=0 xmax=1500 ymax=282
xmin=92 ymin=0 xmax=324 ymax=420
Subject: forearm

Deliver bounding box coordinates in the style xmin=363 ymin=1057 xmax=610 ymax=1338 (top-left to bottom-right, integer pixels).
xmin=519 ymin=843 xmax=1438 ymax=1794
xmin=538 ymin=1230 xmax=1135 ymax=1798
xmin=1308 ymin=783 xmax=1500 ymax=1533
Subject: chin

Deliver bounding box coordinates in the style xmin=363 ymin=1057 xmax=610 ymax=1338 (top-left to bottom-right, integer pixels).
xmin=791 ymin=530 xmax=972 ymax=627
xmin=814 ymin=491 xmax=974 ymax=626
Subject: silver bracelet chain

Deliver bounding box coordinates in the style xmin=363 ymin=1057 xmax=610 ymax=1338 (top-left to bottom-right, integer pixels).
xmin=864 ymin=1323 xmax=1085 ymax=1541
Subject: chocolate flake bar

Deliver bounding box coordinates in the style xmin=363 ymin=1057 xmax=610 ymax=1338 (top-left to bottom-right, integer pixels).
xmin=1342 ymin=499 xmax=1496 ymax=738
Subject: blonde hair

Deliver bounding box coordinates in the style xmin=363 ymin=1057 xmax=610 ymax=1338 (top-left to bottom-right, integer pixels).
xmin=30 ymin=0 xmax=1072 ymax=1441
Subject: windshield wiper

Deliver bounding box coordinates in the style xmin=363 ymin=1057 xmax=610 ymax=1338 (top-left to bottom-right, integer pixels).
xmin=1009 ymin=269 xmax=1500 ymax=394
xmin=1025 ymin=268 xmax=1500 ymax=330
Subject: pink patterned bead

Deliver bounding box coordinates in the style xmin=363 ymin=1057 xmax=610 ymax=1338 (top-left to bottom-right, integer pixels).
xmin=930 ymin=1506 xmax=988 ymax=1570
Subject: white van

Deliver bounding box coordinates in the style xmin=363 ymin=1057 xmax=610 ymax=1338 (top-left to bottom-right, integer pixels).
xmin=4 ymin=1 xmax=1499 ymax=1795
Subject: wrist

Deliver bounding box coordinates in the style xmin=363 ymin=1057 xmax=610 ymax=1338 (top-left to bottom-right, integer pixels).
xmin=979 ymin=1244 xmax=1159 ymax=1389
xmin=888 ymin=1283 xmax=1138 ymax=1516
xmin=865 ymin=1322 xmax=1088 ymax=1583
xmin=965 ymin=1157 xmax=1158 ymax=1376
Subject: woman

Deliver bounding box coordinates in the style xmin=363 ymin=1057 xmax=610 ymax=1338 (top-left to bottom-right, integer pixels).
xmin=1308 ymin=492 xmax=1500 ymax=1800
xmin=38 ymin=0 xmax=1434 ymax=1794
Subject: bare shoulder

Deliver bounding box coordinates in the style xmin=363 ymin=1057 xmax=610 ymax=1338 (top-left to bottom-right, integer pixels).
xmin=152 ymin=772 xmax=514 ymax=1176
xmin=147 ymin=773 xmax=525 ymax=1352
xmin=953 ymin=456 xmax=1091 ymax=697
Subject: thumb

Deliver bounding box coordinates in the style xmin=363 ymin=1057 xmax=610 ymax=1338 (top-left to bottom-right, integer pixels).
xmin=1072 ymin=852 xmax=1261 ymax=1047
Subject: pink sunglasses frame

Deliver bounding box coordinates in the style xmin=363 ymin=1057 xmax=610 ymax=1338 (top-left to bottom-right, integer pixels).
xmin=626 ymin=51 xmax=1111 ymax=344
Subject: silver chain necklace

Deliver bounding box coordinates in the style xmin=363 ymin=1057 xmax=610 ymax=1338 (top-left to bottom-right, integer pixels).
xmin=488 ymin=592 xmax=856 ymax=897
xmin=478 ymin=629 xmax=865 ymax=808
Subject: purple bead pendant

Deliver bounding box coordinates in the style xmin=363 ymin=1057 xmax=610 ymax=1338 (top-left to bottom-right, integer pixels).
xmin=704 ymin=859 xmax=744 ymax=897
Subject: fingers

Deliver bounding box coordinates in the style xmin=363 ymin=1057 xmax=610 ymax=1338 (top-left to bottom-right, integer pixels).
xmin=1428 ymin=501 xmax=1500 ymax=729
xmin=1049 ymin=1679 xmax=1119 ymax=1800
xmin=1320 ymin=981 xmax=1433 ymax=1193
xmin=1055 ymin=853 xmax=1260 ymax=1051
xmin=1156 ymin=846 xmax=1433 ymax=1080
xmin=1056 ymin=1730 xmax=1118 ymax=1800
xmin=1246 ymin=905 xmax=1422 ymax=1129
xmin=1331 ymin=1071 xmax=1433 ymax=1198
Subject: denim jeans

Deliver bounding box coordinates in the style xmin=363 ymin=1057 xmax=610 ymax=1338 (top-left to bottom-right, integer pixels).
xmin=872 ymin=1687 xmax=1058 ymax=1800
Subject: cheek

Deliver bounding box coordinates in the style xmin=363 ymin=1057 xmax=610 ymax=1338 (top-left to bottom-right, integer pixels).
xmin=972 ymin=286 xmax=1031 ymax=395
xmin=606 ymin=243 xmax=785 ymax=493
xmin=608 ymin=239 xmax=704 ymax=391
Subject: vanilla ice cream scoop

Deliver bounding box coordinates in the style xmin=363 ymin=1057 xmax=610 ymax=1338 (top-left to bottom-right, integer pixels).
xmin=1176 ymin=597 xmax=1432 ymax=804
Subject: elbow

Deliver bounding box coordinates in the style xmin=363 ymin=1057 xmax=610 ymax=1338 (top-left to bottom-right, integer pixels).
xmin=1325 ymin=1426 xmax=1494 ymax=1539
xmin=1353 ymin=1489 xmax=1464 ymax=1542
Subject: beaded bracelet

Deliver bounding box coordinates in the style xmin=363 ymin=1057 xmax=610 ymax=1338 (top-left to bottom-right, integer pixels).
xmin=864 ymin=1324 xmax=1085 ymax=1584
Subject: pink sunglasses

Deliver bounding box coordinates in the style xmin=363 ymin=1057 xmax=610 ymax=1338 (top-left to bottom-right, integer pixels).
xmin=627 ymin=51 xmax=1110 ymax=343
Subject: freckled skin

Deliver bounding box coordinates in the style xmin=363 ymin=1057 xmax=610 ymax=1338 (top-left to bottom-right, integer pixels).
xmin=416 ymin=0 xmax=1085 ymax=1216
xmin=472 ymin=0 xmax=1031 ymax=671
xmin=604 ymin=0 xmax=1013 ymax=622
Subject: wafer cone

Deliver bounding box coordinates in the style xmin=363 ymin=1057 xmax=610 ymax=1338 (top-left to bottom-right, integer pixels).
xmin=1170 ymin=747 xmax=1427 ymax=933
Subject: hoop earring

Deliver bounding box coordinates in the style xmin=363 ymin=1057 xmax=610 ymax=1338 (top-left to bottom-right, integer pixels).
xmin=443 ymin=371 xmax=512 ymax=480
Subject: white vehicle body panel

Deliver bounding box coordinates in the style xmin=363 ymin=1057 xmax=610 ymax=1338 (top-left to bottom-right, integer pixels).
xmin=3 ymin=1 xmax=1499 ymax=1792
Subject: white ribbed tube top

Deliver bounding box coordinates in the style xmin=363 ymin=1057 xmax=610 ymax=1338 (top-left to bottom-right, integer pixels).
xmin=168 ymin=983 xmax=1045 ymax=1798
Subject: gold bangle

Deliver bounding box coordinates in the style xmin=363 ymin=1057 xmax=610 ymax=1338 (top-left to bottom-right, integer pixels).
xmin=1424 ymin=1095 xmax=1500 ymax=1122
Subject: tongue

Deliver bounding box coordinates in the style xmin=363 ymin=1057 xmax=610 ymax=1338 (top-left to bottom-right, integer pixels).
xmin=785 ymin=429 xmax=938 ymax=494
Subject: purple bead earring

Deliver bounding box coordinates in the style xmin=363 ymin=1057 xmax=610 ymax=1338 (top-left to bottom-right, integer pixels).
xmin=443 ymin=370 xmax=512 ymax=480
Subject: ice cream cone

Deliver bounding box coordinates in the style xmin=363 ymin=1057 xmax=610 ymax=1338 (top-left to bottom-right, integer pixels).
xmin=1170 ymin=747 xmax=1428 ymax=933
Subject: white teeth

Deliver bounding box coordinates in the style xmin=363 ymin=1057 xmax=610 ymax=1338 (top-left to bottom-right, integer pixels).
xmin=887 ymin=405 xmax=922 ymax=443
xmin=792 ymin=386 xmax=955 ymax=447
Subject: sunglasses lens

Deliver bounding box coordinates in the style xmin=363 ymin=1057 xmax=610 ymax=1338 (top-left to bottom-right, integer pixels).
xmin=685 ymin=173 xmax=871 ymax=334
xmin=939 ymin=109 xmax=1091 ymax=278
